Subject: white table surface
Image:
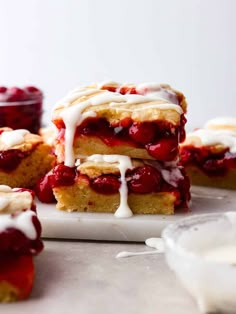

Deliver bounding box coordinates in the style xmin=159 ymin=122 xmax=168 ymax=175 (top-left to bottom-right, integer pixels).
xmin=38 ymin=186 xmax=236 ymax=241
xmin=1 ymin=240 xmax=200 ymax=314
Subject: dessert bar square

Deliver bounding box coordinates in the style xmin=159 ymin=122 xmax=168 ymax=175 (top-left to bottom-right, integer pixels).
xmin=52 ymin=82 xmax=187 ymax=166
xmin=0 ymin=185 xmax=43 ymax=302
xmin=0 ymin=128 xmax=55 ymax=188
xmin=48 ymin=155 xmax=190 ymax=217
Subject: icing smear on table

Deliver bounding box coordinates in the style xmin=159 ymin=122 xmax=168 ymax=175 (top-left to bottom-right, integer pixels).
xmin=116 ymin=237 xmax=164 ymax=258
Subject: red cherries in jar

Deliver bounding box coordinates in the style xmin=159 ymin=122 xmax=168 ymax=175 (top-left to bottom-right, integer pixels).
xmin=0 ymin=86 xmax=43 ymax=134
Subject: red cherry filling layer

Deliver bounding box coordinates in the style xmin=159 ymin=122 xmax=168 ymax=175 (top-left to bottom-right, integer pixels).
xmin=0 ymin=254 xmax=34 ymax=300
xmin=0 ymin=149 xmax=28 ymax=172
xmin=127 ymin=165 xmax=161 ymax=193
xmin=58 ymin=116 xmax=186 ymax=161
xmin=0 ymin=86 xmax=43 ymax=134
xmin=0 ymin=214 xmax=43 ymax=256
xmin=91 ymin=175 xmax=121 ymax=194
xmin=180 ymin=145 xmax=235 ymax=176
xmin=36 ymin=163 xmax=190 ymax=209
xmin=36 ymin=164 xmax=76 ymax=203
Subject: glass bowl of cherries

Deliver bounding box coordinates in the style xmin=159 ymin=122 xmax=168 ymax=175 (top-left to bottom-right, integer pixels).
xmin=0 ymin=86 xmax=43 ymax=134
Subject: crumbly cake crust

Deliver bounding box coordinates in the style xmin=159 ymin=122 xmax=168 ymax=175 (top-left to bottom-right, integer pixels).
xmin=183 ymin=164 xmax=236 ymax=190
xmin=55 ymin=136 xmax=160 ymax=163
xmin=53 ymin=177 xmax=176 ymax=215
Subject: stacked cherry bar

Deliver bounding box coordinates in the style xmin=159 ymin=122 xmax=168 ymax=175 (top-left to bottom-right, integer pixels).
xmin=37 ymin=82 xmax=191 ymax=215
xmin=0 ymin=186 xmax=43 ymax=302
xmin=0 ymin=86 xmax=43 ymax=134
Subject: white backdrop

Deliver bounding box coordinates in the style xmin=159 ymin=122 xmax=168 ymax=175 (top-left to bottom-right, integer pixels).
xmin=0 ymin=0 xmax=235 ymax=130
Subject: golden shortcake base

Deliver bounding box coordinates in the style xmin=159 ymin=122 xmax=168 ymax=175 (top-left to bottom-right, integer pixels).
xmin=183 ymin=165 xmax=236 ymax=190
xmin=53 ymin=176 xmax=176 ymax=215
xmin=49 ymin=156 xmax=190 ymax=215
xmin=0 ymin=128 xmax=55 ymax=188
xmin=55 ymin=136 xmax=159 ymax=162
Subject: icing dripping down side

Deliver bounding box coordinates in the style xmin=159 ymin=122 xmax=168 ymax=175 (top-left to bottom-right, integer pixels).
xmin=0 ymin=210 xmax=37 ymax=240
xmin=87 ymin=154 xmax=133 ymax=218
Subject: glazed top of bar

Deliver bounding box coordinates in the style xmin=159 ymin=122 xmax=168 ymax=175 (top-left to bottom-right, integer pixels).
xmin=182 ymin=122 xmax=236 ymax=154
xmin=0 ymin=185 xmax=38 ymax=240
xmin=52 ymin=82 xmax=187 ymax=127
xmin=0 ymin=128 xmax=44 ymax=151
xmin=0 ymin=185 xmax=34 ymax=214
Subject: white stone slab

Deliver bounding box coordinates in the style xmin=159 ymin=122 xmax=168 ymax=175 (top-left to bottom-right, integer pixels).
xmin=37 ymin=186 xmax=236 ymax=241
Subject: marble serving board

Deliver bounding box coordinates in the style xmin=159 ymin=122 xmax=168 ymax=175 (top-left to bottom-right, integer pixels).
xmin=37 ymin=186 xmax=236 ymax=242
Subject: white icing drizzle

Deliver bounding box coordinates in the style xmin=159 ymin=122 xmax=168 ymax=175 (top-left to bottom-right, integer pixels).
xmin=0 ymin=210 xmax=37 ymax=239
xmin=0 ymin=186 xmax=33 ymax=213
xmin=187 ymin=129 xmax=236 ymax=152
xmin=145 ymin=160 xmax=183 ymax=188
xmin=0 ymin=197 xmax=10 ymax=211
xmin=55 ymin=83 xmax=183 ymax=167
xmin=1 ymin=129 xmax=29 ymax=147
xmin=205 ymin=117 xmax=236 ymax=129
xmin=160 ymin=168 xmax=184 ymax=188
xmin=145 ymin=237 xmax=164 ymax=251
xmin=0 ymin=185 xmax=12 ymax=192
xmin=109 ymin=102 xmax=182 ymax=114
xmin=136 ymin=82 xmax=179 ymax=105
xmin=116 ymin=250 xmax=160 ymax=258
xmin=54 ymin=88 xmax=98 ymax=109
xmin=87 ymin=154 xmax=133 ymax=218
xmin=116 ymin=237 xmax=164 ymax=258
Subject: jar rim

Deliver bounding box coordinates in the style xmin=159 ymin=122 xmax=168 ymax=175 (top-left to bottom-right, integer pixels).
xmin=0 ymin=97 xmax=43 ymax=106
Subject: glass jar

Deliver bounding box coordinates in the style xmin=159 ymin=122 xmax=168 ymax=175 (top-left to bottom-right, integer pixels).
xmin=0 ymin=86 xmax=43 ymax=134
